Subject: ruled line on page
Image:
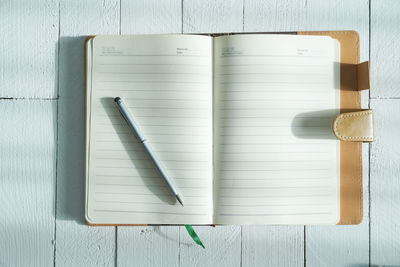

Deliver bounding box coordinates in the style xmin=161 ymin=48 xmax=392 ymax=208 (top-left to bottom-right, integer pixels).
xmin=220 ymin=81 xmax=328 ymax=85
xmin=95 ymin=192 xmax=208 ymax=197
xmin=97 ymin=71 xmax=209 ymax=74
xmin=219 ymin=125 xmax=329 ymax=128
xmin=95 ymin=148 xmax=209 ymax=153
xmin=94 ymin=174 xmax=208 ymax=180
xmin=220 ymin=177 xmax=331 ymax=181
xmin=94 ymin=210 xmax=209 ymax=216
xmin=219 ymin=159 xmax=330 ymax=163
xmin=219 ymin=203 xmax=332 ymax=207
xmin=99 ymin=54 xmax=208 ymax=58
xmin=95 ymin=200 xmax=208 ymax=207
xmin=217 ymin=168 xmax=330 ymax=172
xmin=219 ymin=151 xmax=330 ymax=154
xmin=218 ymin=194 xmax=331 ymax=199
xmin=219 ymin=54 xmax=329 ymax=58
xmin=96 ymin=88 xmax=208 ymax=92
xmin=97 ymin=80 xmax=209 ymax=84
xmin=95 ymin=184 xmax=210 ymax=190
xmin=219 ymin=99 xmax=331 ymax=103
xmin=95 ymin=166 xmax=209 ymax=171
xmin=99 ymin=63 xmax=209 ymax=66
xmin=218 ymin=63 xmax=326 ymax=67
xmin=96 ymin=107 xmax=208 ymax=111
xmin=218 ymin=185 xmax=332 ymax=190
xmin=95 ymin=157 xmax=209 ymax=162
xmin=95 ymin=115 xmax=208 ymax=120
xmin=98 ymin=98 xmax=210 ymax=102
xmin=218 ymin=212 xmax=332 ymax=217
xmin=94 ymin=133 xmax=207 ymax=137
xmin=219 ymin=134 xmax=331 ymax=137
xmin=218 ymin=72 xmax=328 ymax=76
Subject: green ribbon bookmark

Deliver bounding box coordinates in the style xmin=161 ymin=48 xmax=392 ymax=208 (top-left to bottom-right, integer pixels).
xmin=185 ymin=225 xmax=205 ymax=248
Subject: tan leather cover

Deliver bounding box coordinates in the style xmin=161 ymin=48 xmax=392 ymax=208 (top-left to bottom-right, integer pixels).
xmin=86 ymin=31 xmax=367 ymax=226
xmin=299 ymin=31 xmax=364 ymax=224
xmin=333 ymin=110 xmax=374 ymax=142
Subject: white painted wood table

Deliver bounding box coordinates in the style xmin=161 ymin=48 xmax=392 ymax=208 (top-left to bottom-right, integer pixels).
xmin=1 ymin=0 xmax=399 ymax=266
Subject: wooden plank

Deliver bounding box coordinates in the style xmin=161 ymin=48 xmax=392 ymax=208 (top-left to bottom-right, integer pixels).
xmin=116 ymin=1 xmax=181 ymax=266
xmin=118 ymin=226 xmax=179 ymax=266
xmin=244 ymin=0 xmax=369 ymax=60
xmin=0 ymin=100 xmax=56 ymax=266
xmin=370 ymin=5 xmax=400 ymax=266
xmin=55 ymin=0 xmax=119 ymax=266
xmin=242 ymin=226 xmax=303 ymax=266
xmin=370 ymin=99 xmax=400 ymax=265
xmin=179 ymin=1 xmax=243 ymax=266
xmin=121 ymin=0 xmax=181 ymax=34
xmin=243 ymin=1 xmax=369 ymax=266
xmin=371 ymin=0 xmax=400 ymax=98
xmin=0 ymin=0 xmax=58 ymax=98
xmin=180 ymin=226 xmax=241 ymax=266
xmin=183 ymin=0 xmax=243 ymax=33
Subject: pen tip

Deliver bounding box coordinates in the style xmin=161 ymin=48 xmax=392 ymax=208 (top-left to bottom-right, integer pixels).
xmin=176 ymin=195 xmax=184 ymax=206
xmin=114 ymin=97 xmax=121 ymax=102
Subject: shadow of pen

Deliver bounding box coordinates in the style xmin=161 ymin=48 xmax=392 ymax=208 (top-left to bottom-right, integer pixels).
xmin=100 ymin=97 xmax=176 ymax=206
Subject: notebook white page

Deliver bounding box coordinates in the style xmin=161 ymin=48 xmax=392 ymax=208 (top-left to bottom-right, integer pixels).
xmin=213 ymin=34 xmax=341 ymax=224
xmin=86 ymin=35 xmax=213 ymax=224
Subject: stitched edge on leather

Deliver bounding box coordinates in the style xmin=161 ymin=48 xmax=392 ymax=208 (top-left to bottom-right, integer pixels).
xmin=333 ymin=111 xmax=373 ymax=141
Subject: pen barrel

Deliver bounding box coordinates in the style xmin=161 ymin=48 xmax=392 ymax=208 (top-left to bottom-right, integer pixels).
xmin=142 ymin=140 xmax=179 ymax=196
xmin=114 ymin=97 xmax=180 ymax=199
xmin=115 ymin=98 xmax=146 ymax=142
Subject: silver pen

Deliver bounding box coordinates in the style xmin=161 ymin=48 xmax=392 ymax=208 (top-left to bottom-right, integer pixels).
xmin=114 ymin=97 xmax=184 ymax=206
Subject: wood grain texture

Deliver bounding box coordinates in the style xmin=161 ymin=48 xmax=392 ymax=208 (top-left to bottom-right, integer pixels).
xmin=244 ymin=0 xmax=369 ymax=60
xmin=180 ymin=226 xmax=241 ymax=267
xmin=118 ymin=227 xmax=179 ymax=267
xmin=5 ymin=1 xmax=396 ymax=266
xmin=121 ymin=0 xmax=181 ymax=34
xmin=0 ymin=0 xmax=58 ymax=98
xmin=117 ymin=225 xmax=178 ymax=267
xmin=116 ymin=2 xmax=181 ymax=266
xmin=242 ymin=226 xmax=303 ymax=267
xmin=56 ymin=0 xmax=119 ymax=266
xmin=183 ymin=0 xmax=243 ymax=33
xmin=242 ymin=216 xmax=303 ymax=265
xmin=370 ymin=0 xmax=400 ymax=98
xmin=370 ymin=99 xmax=400 ymax=266
xmin=0 ymin=100 xmax=56 ymax=266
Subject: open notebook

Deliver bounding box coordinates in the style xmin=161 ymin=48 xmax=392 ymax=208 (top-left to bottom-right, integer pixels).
xmin=85 ymin=34 xmax=340 ymax=225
